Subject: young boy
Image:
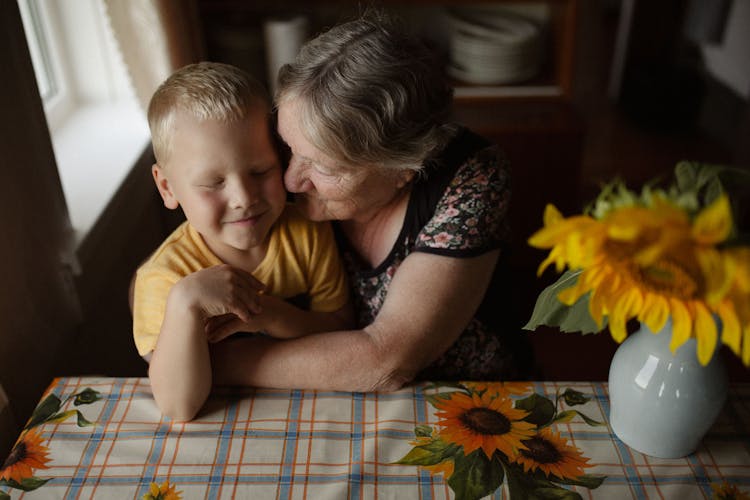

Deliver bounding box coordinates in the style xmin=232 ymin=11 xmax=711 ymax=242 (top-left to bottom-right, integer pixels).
xmin=133 ymin=62 xmax=353 ymax=421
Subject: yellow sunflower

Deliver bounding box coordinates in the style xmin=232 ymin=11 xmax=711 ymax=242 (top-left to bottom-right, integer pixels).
xmin=513 ymin=427 xmax=591 ymax=480
xmin=711 ymin=481 xmax=750 ymax=500
xmin=143 ymin=480 xmax=183 ymax=500
xmin=529 ymin=194 xmax=749 ymax=365
xmin=0 ymin=429 xmax=51 ymax=483
xmin=432 ymin=391 xmax=536 ymax=459
xmin=724 ymin=247 xmax=750 ymax=365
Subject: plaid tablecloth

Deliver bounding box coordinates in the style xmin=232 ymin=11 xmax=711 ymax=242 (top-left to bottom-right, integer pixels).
xmin=1 ymin=377 xmax=748 ymax=499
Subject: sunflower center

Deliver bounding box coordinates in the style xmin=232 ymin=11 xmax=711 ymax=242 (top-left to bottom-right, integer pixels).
xmin=520 ymin=436 xmax=562 ymax=464
xmin=460 ymin=408 xmax=511 ymax=435
xmin=2 ymin=441 xmax=26 ymax=468
xmin=633 ymin=258 xmax=700 ymax=299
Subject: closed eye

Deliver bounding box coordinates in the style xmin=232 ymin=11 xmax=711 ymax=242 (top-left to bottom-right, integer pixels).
xmin=312 ymin=163 xmax=336 ymax=177
xmin=197 ymin=179 xmax=224 ymax=189
xmin=251 ymin=165 xmax=278 ymax=177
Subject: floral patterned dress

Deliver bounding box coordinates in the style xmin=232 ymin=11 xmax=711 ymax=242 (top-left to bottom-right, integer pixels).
xmin=333 ymin=127 xmax=532 ymax=381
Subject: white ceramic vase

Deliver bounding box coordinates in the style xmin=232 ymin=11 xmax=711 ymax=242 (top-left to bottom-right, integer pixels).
xmin=608 ymin=319 xmax=728 ymax=458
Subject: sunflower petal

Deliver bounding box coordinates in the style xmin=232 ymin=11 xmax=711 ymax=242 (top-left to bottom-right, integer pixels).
xmin=694 ymin=302 xmax=718 ymax=365
xmin=698 ymin=248 xmax=733 ymax=304
xmin=558 ymin=278 xmax=588 ymax=306
xmin=641 ymin=294 xmax=669 ymax=334
xmin=589 ymin=290 xmax=605 ymax=328
xmin=669 ymin=299 xmax=692 ymax=353
xmin=537 ymin=246 xmax=564 ymax=276
xmin=609 ymin=305 xmax=628 ymax=343
xmin=717 ymin=301 xmax=741 ymax=356
xmin=692 ymin=194 xmax=732 ymax=244
xmin=543 ymin=203 xmax=563 ymax=226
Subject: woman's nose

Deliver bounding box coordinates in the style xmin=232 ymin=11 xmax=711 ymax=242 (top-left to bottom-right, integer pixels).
xmin=284 ymin=157 xmax=310 ymax=193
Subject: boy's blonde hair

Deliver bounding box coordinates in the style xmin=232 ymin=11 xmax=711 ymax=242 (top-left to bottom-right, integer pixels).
xmin=148 ymin=62 xmax=270 ymax=164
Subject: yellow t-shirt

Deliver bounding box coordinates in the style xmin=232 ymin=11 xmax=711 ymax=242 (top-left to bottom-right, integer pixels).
xmin=132 ymin=205 xmax=348 ymax=356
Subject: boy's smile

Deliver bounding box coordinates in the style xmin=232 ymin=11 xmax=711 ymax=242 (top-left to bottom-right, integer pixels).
xmin=153 ymin=107 xmax=286 ymax=270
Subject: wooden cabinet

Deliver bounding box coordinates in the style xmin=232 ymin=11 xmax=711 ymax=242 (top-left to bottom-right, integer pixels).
xmin=197 ymin=0 xmax=577 ymax=101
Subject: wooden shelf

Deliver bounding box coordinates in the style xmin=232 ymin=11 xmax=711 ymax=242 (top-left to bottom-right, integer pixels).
xmin=196 ymin=0 xmax=577 ymax=101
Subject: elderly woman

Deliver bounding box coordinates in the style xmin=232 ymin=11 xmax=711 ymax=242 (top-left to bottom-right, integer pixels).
xmin=212 ymin=15 xmax=531 ymax=390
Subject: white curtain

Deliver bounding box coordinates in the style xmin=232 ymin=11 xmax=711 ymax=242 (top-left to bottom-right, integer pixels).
xmin=102 ymin=0 xmax=173 ymax=111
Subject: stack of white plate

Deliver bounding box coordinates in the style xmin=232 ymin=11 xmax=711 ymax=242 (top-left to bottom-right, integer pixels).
xmin=447 ymin=8 xmax=543 ymax=85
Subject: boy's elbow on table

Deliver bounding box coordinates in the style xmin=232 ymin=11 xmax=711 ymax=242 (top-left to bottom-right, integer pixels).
xmin=159 ymin=402 xmax=202 ymax=423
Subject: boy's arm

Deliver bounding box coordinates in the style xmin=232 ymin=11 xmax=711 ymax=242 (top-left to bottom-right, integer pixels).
xmin=205 ymin=294 xmax=354 ymax=343
xmin=147 ymin=265 xmax=265 ymax=421
xmin=148 ymin=289 xmax=212 ymax=422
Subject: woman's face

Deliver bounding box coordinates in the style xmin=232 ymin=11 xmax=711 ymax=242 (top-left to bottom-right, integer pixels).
xmin=277 ymin=98 xmax=413 ymax=223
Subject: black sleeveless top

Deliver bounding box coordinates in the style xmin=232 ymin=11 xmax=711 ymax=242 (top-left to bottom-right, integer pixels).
xmin=334 ymin=127 xmax=532 ymax=381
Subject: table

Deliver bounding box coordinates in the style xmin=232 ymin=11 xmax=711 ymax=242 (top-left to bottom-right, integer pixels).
xmin=1 ymin=378 xmax=748 ymax=499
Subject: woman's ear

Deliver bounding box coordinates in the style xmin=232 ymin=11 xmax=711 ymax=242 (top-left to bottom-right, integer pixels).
xmin=152 ymin=163 xmax=180 ymax=209
xmin=396 ymin=169 xmax=416 ymax=189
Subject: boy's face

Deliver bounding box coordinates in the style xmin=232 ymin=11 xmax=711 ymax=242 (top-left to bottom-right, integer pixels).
xmin=153 ymin=107 xmax=286 ymax=262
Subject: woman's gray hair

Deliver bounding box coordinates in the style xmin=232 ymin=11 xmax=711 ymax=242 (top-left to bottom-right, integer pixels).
xmin=276 ymin=14 xmax=454 ymax=172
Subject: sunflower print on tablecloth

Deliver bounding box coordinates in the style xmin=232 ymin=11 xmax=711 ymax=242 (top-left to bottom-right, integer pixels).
xmin=396 ymin=382 xmax=606 ymax=500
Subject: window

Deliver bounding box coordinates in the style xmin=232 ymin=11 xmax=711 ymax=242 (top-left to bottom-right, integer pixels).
xmin=17 ymin=0 xmax=56 ymax=101
xmin=17 ymin=0 xmax=150 ymax=247
xmin=17 ymin=0 xmax=73 ymax=132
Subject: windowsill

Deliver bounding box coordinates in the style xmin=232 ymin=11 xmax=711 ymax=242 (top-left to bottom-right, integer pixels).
xmin=51 ymin=102 xmax=150 ymax=248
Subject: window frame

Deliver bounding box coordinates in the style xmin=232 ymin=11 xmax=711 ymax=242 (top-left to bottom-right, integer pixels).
xmin=17 ymin=0 xmax=76 ymax=132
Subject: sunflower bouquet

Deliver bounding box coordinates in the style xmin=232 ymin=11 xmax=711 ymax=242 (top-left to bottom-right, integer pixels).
xmin=524 ymin=162 xmax=750 ymax=366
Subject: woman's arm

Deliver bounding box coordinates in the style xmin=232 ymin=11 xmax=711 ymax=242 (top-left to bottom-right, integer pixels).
xmin=211 ymin=249 xmax=500 ymax=391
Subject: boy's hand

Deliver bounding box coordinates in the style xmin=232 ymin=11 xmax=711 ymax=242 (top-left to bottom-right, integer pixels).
xmin=204 ymin=314 xmax=257 ymax=343
xmin=169 ymin=264 xmax=266 ymax=326
xmin=204 ymin=294 xmax=305 ymax=343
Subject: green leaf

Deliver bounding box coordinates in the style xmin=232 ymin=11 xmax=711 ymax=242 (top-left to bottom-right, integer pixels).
xmin=532 ymin=487 xmax=583 ymax=499
xmin=552 ymin=410 xmax=576 ymax=424
xmin=552 ymin=474 xmax=607 ymax=489
xmin=0 ymin=490 xmax=10 ymax=500
xmin=395 ymin=438 xmax=459 ymax=466
xmin=674 ymin=161 xmax=700 ymax=192
xmin=24 ymin=394 xmax=61 ymax=430
xmin=504 ymin=462 xmax=527 ymax=500
xmin=448 ymin=450 xmax=504 ymax=500
xmin=523 ymin=271 xmax=604 ymax=334
xmin=505 ymin=464 xmax=590 ymax=499
xmin=560 ymin=389 xmax=590 ymax=406
xmin=76 ymin=410 xmax=95 ymax=427
xmin=0 ymin=476 xmax=50 ymax=491
xmin=396 ymin=446 xmax=447 ymax=466
xmin=573 ymin=411 xmax=605 ymax=427
xmin=414 ymin=425 xmax=433 ymax=438
xmin=515 ymin=393 xmax=555 ymax=426
xmin=45 ymin=410 xmax=79 ymax=425
xmin=674 ymin=161 xmax=726 ymax=194
xmin=425 ymin=393 xmax=459 ymax=407
xmin=73 ymin=388 xmax=101 ymax=406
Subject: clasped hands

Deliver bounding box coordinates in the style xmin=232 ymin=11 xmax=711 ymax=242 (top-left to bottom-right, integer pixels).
xmin=169 ymin=264 xmax=290 ymax=343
